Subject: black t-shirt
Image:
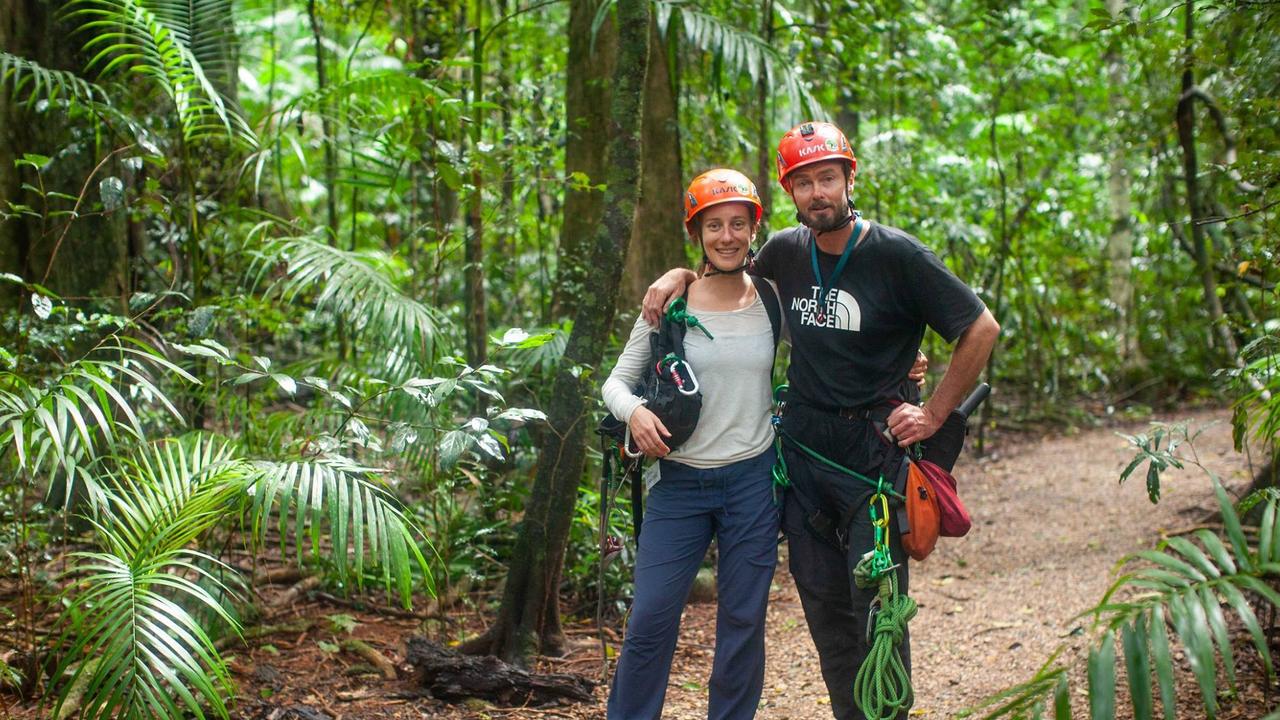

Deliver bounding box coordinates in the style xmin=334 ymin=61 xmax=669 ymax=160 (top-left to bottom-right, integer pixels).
xmin=753 ymin=221 xmax=986 ymax=410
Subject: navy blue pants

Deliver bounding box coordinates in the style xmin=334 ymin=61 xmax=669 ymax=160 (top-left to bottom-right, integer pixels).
xmin=780 ymin=406 xmax=910 ymax=720
xmin=607 ymin=448 xmax=779 ymax=720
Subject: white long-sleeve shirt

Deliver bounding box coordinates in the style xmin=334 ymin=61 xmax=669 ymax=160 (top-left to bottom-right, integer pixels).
xmin=602 ymin=291 xmax=778 ymax=470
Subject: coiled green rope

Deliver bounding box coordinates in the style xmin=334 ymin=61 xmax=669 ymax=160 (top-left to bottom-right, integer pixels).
xmin=852 ymin=550 xmax=917 ymax=720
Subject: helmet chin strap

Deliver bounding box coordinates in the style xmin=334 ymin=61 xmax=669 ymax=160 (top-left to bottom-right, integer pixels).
xmin=796 ymin=194 xmax=858 ymax=233
xmin=702 ymin=249 xmax=756 ymax=277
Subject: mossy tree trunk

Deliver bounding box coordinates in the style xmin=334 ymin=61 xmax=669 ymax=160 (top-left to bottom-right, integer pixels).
xmin=621 ymin=14 xmax=683 ymax=306
xmin=549 ymin=0 xmax=616 ymax=320
xmin=463 ymin=0 xmax=649 ymax=665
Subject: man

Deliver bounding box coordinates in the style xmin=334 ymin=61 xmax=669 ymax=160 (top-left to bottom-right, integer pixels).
xmin=643 ymin=121 xmax=999 ymax=719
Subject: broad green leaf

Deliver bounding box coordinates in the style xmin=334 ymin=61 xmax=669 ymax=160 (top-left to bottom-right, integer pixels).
xmin=1149 ymin=606 xmax=1177 ymax=720
xmin=1088 ymin=630 xmax=1116 ymax=719
xmin=1122 ymin=617 xmax=1153 ymax=720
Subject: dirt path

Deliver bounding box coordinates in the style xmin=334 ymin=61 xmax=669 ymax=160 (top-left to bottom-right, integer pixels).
xmin=220 ymin=407 xmax=1262 ymax=720
xmin=655 ymin=406 xmax=1257 ymax=719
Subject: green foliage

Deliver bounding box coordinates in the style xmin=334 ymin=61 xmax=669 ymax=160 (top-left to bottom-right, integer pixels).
xmin=65 ymin=0 xmax=253 ymax=143
xmin=0 ymin=52 xmax=108 ymax=107
xmin=252 ymin=235 xmax=446 ymax=371
xmin=1226 ymin=333 xmax=1280 ymax=453
xmin=51 ymin=436 xmax=245 ymax=720
xmin=251 ymin=456 xmax=432 ymax=600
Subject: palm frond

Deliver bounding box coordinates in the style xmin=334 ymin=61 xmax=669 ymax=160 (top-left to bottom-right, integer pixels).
xmin=51 ymin=549 xmax=238 ymax=720
xmin=0 ymin=51 xmax=108 ymax=107
xmin=959 ymin=648 xmax=1071 ymax=719
xmin=251 ymin=236 xmax=446 ymax=374
xmin=668 ymin=4 xmax=822 ymax=120
xmin=249 ymin=455 xmax=434 ymax=604
xmin=50 ymin=436 xmax=244 ymax=720
xmin=99 ymin=435 xmax=248 ymax=559
xmin=591 ymin=0 xmax=822 ymax=119
xmin=241 ymin=69 xmax=446 ymax=191
xmin=64 ymin=0 xmax=254 ymax=144
xmin=0 ymin=337 xmax=196 ymax=509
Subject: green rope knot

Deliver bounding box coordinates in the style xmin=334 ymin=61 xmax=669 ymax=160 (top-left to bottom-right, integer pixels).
xmin=666 ymin=298 xmax=714 ymax=340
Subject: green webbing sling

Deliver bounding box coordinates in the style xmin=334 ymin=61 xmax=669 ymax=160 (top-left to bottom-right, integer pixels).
xmin=769 ymin=385 xmax=904 ymax=501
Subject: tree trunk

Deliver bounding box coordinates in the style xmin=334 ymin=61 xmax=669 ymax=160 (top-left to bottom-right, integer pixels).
xmin=0 ymin=0 xmax=127 ymax=304
xmin=621 ymin=14 xmax=683 ymax=306
xmin=754 ymin=0 xmax=773 ymax=228
xmin=1175 ymin=0 xmax=1238 ymax=359
xmin=464 ymin=2 xmax=488 ymax=368
xmin=550 ymin=0 xmax=616 ymax=319
xmin=463 ymin=0 xmax=649 ymax=665
xmin=1104 ymin=0 xmax=1139 ymax=364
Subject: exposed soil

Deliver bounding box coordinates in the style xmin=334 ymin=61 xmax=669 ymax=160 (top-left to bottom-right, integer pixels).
xmin=3 ymin=407 xmax=1277 ymax=719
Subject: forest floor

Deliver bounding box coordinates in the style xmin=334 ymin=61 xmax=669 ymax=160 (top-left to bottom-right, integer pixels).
xmin=4 ymin=406 xmax=1277 ymax=720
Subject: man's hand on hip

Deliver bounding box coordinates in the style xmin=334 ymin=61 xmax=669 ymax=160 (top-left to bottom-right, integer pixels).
xmin=887 ymin=403 xmax=943 ymax=447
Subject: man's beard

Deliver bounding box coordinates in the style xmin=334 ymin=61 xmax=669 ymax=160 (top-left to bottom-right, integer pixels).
xmin=797 ymin=204 xmax=851 ymax=233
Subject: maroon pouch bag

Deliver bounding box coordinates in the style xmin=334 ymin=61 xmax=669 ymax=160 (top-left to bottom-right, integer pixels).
xmin=916 ymin=459 xmax=972 ymax=537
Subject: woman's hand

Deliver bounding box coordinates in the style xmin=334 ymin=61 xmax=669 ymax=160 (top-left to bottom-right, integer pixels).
xmin=909 ymin=350 xmax=928 ymax=389
xmin=628 ymin=406 xmax=671 ymax=458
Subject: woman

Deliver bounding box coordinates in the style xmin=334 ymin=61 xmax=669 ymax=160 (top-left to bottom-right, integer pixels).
xmin=602 ymin=168 xmax=780 ymax=720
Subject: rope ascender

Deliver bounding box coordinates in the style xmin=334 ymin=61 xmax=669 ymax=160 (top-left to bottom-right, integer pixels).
xmin=852 ymin=479 xmax=917 ymax=720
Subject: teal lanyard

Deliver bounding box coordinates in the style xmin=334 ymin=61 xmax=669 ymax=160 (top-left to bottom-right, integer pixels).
xmin=809 ymin=219 xmax=863 ymax=323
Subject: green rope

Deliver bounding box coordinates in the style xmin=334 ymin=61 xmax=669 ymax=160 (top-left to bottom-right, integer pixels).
xmin=666 ymin=297 xmax=714 ymax=340
xmin=769 ymin=383 xmax=916 ymax=719
xmin=852 ymin=558 xmax=916 ymax=720
xmin=851 ymin=483 xmax=916 ymax=720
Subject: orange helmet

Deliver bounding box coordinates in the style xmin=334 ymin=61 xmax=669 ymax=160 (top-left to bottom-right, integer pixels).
xmin=775 ymin=121 xmax=857 ymax=191
xmin=683 ymin=168 xmax=763 ymax=236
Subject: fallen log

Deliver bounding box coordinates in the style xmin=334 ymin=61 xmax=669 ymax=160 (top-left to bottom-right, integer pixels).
xmin=405 ymin=637 xmax=594 ymax=706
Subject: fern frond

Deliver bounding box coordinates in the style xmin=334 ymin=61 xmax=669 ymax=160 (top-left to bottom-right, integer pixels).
xmin=249 ymin=455 xmax=433 ymax=604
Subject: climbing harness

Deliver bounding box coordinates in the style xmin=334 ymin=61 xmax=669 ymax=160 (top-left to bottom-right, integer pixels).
xmin=769 ymin=385 xmax=916 ymax=719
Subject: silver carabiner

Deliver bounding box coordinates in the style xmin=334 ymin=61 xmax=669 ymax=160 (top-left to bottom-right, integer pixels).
xmin=675 ymin=361 xmax=700 ymax=396
xmin=622 ymin=423 xmax=645 ymax=458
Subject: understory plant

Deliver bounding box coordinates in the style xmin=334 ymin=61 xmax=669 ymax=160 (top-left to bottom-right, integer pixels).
xmin=968 ymin=422 xmax=1279 ymax=719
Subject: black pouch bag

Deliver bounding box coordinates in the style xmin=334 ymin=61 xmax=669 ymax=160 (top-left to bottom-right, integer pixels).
xmin=597 ymin=299 xmax=703 ymax=455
